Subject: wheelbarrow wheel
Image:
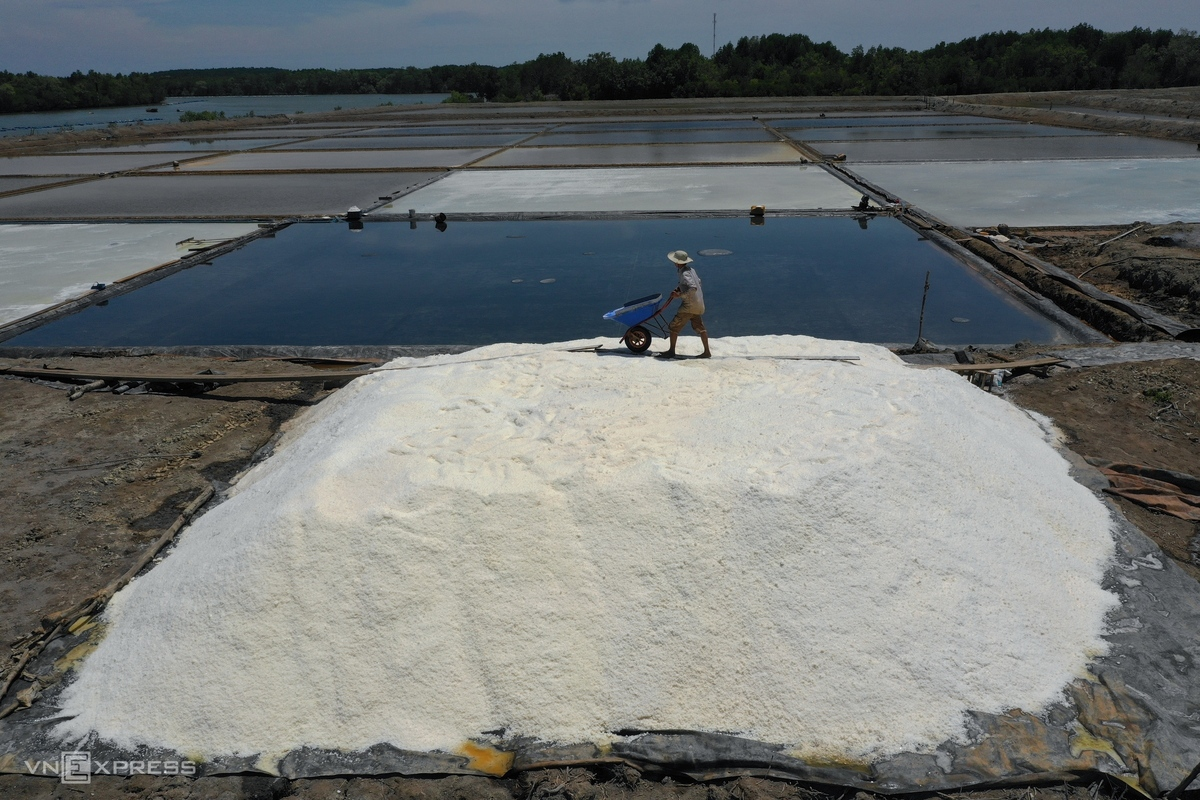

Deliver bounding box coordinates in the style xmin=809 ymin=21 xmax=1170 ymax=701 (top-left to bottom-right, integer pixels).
xmin=624 ymin=326 xmax=652 ymax=353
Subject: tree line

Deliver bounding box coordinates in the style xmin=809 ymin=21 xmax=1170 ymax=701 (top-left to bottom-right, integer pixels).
xmin=2 ymin=24 xmax=1198 ymax=114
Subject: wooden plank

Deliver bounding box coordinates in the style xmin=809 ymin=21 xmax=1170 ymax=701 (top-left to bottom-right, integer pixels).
xmin=911 ymin=357 xmax=1064 ymax=372
xmin=3 ymin=356 xmax=1058 ymax=383
xmin=0 ymin=365 xmax=369 ymax=384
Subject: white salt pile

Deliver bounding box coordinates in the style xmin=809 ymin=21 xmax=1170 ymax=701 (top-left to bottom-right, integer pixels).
xmin=55 ymin=336 xmax=1118 ymax=764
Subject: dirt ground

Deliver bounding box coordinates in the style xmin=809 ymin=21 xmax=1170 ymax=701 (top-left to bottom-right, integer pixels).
xmin=952 ymin=87 xmax=1200 ymax=123
xmin=0 ymin=356 xmax=340 ymax=647
xmin=1006 ymin=355 xmax=1200 ymax=581
xmin=980 ymin=222 xmax=1200 ymax=576
xmin=990 ymin=222 xmax=1200 ymax=579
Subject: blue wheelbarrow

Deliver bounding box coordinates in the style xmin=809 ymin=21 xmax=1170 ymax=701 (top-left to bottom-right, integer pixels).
xmin=602 ymin=293 xmax=671 ymax=353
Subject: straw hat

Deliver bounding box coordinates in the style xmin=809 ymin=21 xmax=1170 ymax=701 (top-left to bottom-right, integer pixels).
xmin=667 ymin=250 xmax=694 ymax=265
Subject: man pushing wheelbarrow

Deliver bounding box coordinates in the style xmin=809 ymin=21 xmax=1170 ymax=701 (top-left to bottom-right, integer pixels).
xmin=602 ymin=250 xmax=712 ymax=358
xmin=658 ymin=250 xmax=711 ymax=359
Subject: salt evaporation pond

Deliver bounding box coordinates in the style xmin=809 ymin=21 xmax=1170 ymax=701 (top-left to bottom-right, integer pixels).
xmin=526 ymin=129 xmax=778 ymax=145
xmin=768 ymin=114 xmax=996 ymax=129
xmin=818 ymin=136 xmax=1200 ymax=163
xmin=854 ymin=159 xmax=1200 ymax=227
xmin=52 ymin=337 xmax=1118 ymax=762
xmin=0 ymin=222 xmax=258 ymax=325
xmin=788 ymin=124 xmax=1103 ymax=141
xmin=399 ymin=165 xmax=861 ymax=213
xmin=75 ymin=139 xmax=302 ymax=153
xmin=0 ymin=172 xmax=432 ymax=219
xmin=3 ymin=216 xmax=1073 ymax=347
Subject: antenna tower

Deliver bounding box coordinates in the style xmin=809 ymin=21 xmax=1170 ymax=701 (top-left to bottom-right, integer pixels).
xmin=712 ymin=13 xmax=717 ymax=57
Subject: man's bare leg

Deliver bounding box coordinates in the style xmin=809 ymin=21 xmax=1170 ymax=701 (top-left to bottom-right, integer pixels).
xmin=694 ymin=318 xmax=711 ymax=358
xmin=661 ymin=331 xmax=679 ymax=356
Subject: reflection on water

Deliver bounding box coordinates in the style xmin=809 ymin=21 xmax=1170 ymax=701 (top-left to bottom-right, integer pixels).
xmin=5 ymin=217 xmax=1071 ymax=347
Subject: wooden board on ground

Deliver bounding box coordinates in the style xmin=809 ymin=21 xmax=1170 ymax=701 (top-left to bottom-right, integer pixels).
xmin=0 ymin=365 xmax=368 ymax=384
xmin=914 ymin=357 xmax=1064 ymax=372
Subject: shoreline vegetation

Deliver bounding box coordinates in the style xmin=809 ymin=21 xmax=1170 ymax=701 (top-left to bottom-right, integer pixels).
xmin=1 ymin=24 xmax=1199 ymax=115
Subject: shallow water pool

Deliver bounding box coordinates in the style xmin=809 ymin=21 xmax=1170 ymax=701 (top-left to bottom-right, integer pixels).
xmin=4 ymin=217 xmax=1076 ymax=348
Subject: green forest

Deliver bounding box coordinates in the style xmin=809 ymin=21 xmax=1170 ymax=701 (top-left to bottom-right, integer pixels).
xmin=2 ymin=24 xmax=1198 ymax=114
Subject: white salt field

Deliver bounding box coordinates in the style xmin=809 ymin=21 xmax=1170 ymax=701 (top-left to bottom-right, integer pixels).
xmin=51 ymin=338 xmax=1117 ymax=761
xmin=0 ymin=222 xmax=257 ymax=324
xmin=854 ymin=159 xmax=1200 ymax=227
xmin=1 ymin=107 xmax=1192 ymax=229
xmin=399 ymin=165 xmax=861 ymax=213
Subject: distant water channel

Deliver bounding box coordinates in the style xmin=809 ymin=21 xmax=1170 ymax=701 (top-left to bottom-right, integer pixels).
xmin=0 ymin=94 xmax=451 ymax=139
xmin=4 ymin=216 xmax=1073 ymax=348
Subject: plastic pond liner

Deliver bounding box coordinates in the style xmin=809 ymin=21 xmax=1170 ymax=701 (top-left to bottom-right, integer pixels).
xmin=3 ymin=216 xmax=1077 ymax=348
xmin=0 ymin=337 xmax=1198 ymax=795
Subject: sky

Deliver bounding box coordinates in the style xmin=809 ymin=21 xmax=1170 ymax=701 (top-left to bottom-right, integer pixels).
xmin=1 ymin=0 xmax=1197 ymax=75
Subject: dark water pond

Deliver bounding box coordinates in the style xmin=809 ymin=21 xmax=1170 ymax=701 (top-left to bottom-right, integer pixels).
xmin=5 ymin=217 xmax=1071 ymax=347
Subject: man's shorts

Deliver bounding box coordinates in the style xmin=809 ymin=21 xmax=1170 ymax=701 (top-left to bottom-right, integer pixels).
xmin=668 ymin=311 xmax=707 ymax=335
